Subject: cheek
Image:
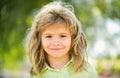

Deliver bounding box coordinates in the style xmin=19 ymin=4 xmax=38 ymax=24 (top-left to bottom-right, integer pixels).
xmin=41 ymin=38 xmax=48 ymax=48
xmin=63 ymin=38 xmax=71 ymax=47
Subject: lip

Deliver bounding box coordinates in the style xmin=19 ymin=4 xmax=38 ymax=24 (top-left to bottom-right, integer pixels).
xmin=49 ymin=48 xmax=63 ymax=50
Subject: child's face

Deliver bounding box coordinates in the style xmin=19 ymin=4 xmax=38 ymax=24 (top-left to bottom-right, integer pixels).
xmin=41 ymin=23 xmax=71 ymax=58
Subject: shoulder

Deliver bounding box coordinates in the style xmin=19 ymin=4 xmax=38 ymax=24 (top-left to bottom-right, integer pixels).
xmin=84 ymin=63 xmax=96 ymax=71
xmin=84 ymin=63 xmax=99 ymax=78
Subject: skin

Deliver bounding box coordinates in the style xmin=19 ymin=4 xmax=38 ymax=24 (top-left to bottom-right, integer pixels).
xmin=41 ymin=23 xmax=71 ymax=69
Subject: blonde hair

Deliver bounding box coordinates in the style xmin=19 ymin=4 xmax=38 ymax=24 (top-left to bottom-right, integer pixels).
xmin=25 ymin=1 xmax=87 ymax=75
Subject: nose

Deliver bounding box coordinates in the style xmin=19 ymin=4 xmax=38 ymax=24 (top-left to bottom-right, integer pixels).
xmin=51 ymin=38 xmax=61 ymax=46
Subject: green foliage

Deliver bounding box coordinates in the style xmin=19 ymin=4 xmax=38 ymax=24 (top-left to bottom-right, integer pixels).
xmin=115 ymin=54 xmax=120 ymax=59
xmin=96 ymin=62 xmax=103 ymax=73
xmin=96 ymin=55 xmax=120 ymax=74
xmin=113 ymin=59 xmax=120 ymax=72
xmin=0 ymin=0 xmax=51 ymax=70
xmin=113 ymin=54 xmax=120 ymax=72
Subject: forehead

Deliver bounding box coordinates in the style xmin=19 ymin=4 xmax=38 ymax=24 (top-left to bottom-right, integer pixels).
xmin=42 ymin=22 xmax=70 ymax=32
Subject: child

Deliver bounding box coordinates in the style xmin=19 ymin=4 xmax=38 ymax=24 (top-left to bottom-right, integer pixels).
xmin=25 ymin=1 xmax=98 ymax=78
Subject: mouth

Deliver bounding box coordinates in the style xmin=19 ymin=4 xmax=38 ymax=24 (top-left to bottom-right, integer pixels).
xmin=49 ymin=48 xmax=63 ymax=50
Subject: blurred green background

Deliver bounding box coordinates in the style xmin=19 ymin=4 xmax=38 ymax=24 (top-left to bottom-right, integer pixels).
xmin=0 ymin=0 xmax=120 ymax=78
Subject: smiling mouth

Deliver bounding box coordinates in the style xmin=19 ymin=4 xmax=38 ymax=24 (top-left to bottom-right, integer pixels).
xmin=49 ymin=48 xmax=63 ymax=50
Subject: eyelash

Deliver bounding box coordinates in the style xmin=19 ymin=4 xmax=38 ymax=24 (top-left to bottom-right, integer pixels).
xmin=61 ymin=35 xmax=67 ymax=37
xmin=45 ymin=36 xmax=52 ymax=38
xmin=45 ymin=35 xmax=67 ymax=38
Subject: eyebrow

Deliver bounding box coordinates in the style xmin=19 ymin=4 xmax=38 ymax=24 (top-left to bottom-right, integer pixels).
xmin=42 ymin=33 xmax=70 ymax=35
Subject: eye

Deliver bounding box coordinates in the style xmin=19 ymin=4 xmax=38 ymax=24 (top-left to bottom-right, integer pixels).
xmin=60 ymin=35 xmax=67 ymax=37
xmin=45 ymin=35 xmax=52 ymax=38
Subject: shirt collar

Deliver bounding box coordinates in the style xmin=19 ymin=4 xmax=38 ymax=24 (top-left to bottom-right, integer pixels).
xmin=45 ymin=56 xmax=73 ymax=70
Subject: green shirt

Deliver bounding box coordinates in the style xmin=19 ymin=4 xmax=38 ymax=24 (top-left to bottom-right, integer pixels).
xmin=26 ymin=60 xmax=98 ymax=78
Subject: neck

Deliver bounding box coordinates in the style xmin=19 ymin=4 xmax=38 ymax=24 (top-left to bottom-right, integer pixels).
xmin=48 ymin=55 xmax=70 ymax=69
